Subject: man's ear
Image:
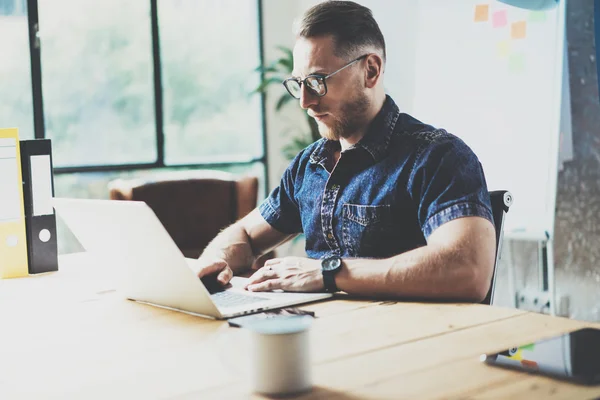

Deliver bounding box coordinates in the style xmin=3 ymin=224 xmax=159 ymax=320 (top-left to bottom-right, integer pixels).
xmin=364 ymin=54 xmax=384 ymax=88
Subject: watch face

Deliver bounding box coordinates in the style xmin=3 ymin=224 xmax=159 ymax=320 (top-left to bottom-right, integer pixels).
xmin=322 ymin=256 xmax=342 ymax=271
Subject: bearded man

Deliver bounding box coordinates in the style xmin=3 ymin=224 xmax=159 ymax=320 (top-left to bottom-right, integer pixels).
xmin=193 ymin=1 xmax=496 ymax=302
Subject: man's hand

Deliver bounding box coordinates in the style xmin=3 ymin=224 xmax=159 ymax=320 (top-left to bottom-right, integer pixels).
xmin=192 ymin=258 xmax=233 ymax=285
xmin=244 ymin=257 xmax=324 ymax=292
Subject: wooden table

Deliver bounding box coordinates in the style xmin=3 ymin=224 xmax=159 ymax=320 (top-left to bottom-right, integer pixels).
xmin=1 ymin=253 xmax=599 ymax=400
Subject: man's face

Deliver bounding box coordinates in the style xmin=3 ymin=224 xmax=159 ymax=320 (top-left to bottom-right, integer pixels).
xmin=292 ymin=36 xmax=370 ymax=141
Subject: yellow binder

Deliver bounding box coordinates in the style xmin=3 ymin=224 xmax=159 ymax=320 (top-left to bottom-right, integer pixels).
xmin=0 ymin=128 xmax=29 ymax=278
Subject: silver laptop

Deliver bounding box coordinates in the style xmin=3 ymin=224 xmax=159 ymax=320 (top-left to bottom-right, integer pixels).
xmin=53 ymin=198 xmax=332 ymax=319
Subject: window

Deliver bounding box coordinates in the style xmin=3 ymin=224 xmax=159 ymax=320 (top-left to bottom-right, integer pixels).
xmin=37 ymin=0 xmax=157 ymax=167
xmin=158 ymin=0 xmax=264 ymax=165
xmin=17 ymin=0 xmax=266 ymax=254
xmin=0 ymin=0 xmax=34 ymax=139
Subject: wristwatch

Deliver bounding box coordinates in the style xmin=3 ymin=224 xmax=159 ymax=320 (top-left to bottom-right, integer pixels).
xmin=321 ymin=256 xmax=343 ymax=293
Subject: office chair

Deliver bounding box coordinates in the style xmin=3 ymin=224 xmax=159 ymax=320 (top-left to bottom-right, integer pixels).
xmin=108 ymin=170 xmax=269 ymax=266
xmin=482 ymin=190 xmax=513 ymax=305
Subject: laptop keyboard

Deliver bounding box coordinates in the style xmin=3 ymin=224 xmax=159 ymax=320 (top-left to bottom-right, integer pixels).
xmin=210 ymin=290 xmax=268 ymax=308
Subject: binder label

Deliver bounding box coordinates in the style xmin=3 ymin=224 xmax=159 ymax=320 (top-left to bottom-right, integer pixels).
xmin=30 ymin=155 xmax=54 ymax=216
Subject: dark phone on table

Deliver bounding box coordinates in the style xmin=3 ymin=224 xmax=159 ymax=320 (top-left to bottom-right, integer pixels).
xmin=481 ymin=327 xmax=600 ymax=385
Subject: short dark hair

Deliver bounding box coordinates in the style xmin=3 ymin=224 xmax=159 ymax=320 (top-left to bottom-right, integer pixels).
xmin=296 ymin=1 xmax=386 ymax=63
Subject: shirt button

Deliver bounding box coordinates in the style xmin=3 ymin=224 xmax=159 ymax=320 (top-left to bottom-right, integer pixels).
xmin=327 ymin=233 xmax=334 ymax=239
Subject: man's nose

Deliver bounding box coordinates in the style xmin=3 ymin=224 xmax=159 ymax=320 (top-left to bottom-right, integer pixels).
xmin=299 ymin=84 xmax=319 ymax=110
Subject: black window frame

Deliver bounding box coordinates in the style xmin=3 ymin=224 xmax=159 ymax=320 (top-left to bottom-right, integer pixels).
xmin=25 ymin=0 xmax=268 ymax=191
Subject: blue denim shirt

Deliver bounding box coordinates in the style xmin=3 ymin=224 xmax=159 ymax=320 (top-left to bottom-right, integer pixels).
xmin=259 ymin=95 xmax=493 ymax=259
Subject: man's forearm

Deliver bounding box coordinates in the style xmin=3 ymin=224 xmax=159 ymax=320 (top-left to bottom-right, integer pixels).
xmin=199 ymin=223 xmax=256 ymax=274
xmin=336 ymin=244 xmax=490 ymax=302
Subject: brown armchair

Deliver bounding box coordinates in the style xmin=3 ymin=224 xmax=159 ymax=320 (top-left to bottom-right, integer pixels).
xmin=108 ymin=170 xmax=270 ymax=266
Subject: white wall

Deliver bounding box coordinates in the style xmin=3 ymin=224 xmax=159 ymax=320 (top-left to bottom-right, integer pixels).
xmin=363 ymin=0 xmax=419 ymax=113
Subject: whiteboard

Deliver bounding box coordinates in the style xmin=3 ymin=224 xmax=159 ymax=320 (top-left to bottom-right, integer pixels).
xmin=411 ymin=0 xmax=565 ymax=239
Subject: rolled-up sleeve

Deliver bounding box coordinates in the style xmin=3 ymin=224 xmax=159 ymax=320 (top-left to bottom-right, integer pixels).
xmin=408 ymin=136 xmax=494 ymax=239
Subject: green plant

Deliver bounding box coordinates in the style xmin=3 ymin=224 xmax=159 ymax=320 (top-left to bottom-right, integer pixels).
xmin=255 ymin=46 xmax=320 ymax=160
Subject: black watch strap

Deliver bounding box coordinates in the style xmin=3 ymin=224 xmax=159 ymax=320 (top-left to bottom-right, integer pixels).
xmin=323 ymin=270 xmax=338 ymax=293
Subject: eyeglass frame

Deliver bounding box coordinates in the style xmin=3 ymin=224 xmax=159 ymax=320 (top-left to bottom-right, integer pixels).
xmin=282 ymin=54 xmax=369 ymax=99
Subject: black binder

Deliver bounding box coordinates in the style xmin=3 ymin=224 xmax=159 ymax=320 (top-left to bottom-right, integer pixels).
xmin=20 ymin=139 xmax=58 ymax=274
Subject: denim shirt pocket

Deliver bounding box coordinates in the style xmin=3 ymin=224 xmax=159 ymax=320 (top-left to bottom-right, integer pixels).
xmin=342 ymin=204 xmax=393 ymax=257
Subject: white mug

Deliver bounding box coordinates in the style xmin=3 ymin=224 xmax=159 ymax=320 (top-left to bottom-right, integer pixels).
xmin=246 ymin=315 xmax=313 ymax=395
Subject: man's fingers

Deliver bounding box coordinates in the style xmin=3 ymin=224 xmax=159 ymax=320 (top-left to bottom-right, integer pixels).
xmin=263 ymin=258 xmax=281 ymax=266
xmin=245 ymin=266 xmax=277 ymax=288
xmin=217 ymin=266 xmax=233 ymax=285
xmin=247 ymin=279 xmax=281 ymax=292
xmin=195 ymin=259 xmax=228 ymax=278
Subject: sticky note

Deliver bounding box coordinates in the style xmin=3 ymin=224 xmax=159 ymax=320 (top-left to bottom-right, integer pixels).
xmin=509 ymin=53 xmax=525 ymax=73
xmin=511 ymin=21 xmax=527 ymax=39
xmin=496 ymin=40 xmax=511 ymax=58
xmin=492 ymin=10 xmax=507 ymax=28
xmin=474 ymin=4 xmax=489 ymax=22
xmin=529 ymin=11 xmax=547 ymax=22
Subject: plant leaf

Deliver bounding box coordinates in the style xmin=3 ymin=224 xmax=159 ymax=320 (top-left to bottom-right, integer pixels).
xmin=275 ymin=94 xmax=293 ymax=111
xmin=266 ymin=66 xmax=282 ymax=73
xmin=282 ymin=135 xmax=314 ymax=158
xmin=275 ymin=46 xmax=294 ymax=72
xmin=255 ymin=65 xmax=279 ymax=73
xmin=276 ymin=46 xmax=293 ymax=59
xmin=277 ymin=58 xmax=293 ymax=73
xmin=253 ymin=76 xmax=285 ymax=93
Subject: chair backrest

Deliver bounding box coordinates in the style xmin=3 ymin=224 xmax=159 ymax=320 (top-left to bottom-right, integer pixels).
xmin=108 ymin=170 xmax=258 ymax=259
xmin=482 ymin=190 xmax=513 ymax=305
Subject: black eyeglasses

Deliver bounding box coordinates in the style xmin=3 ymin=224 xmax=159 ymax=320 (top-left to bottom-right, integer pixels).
xmin=282 ymin=54 xmax=368 ymax=99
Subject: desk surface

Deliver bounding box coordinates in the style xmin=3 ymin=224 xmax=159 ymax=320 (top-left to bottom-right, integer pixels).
xmin=1 ymin=253 xmax=599 ymax=400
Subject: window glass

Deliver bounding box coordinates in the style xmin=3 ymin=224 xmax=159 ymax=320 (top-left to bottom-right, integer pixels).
xmin=158 ymin=0 xmax=264 ymax=165
xmin=38 ymin=0 xmax=157 ymax=167
xmin=0 ymin=0 xmax=34 ymax=139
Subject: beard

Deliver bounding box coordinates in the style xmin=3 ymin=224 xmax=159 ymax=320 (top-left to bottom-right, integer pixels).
xmin=316 ymin=91 xmax=371 ymax=141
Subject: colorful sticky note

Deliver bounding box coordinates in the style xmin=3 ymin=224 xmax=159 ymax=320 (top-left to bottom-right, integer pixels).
xmin=492 ymin=10 xmax=507 ymax=28
xmin=474 ymin=4 xmax=489 ymax=22
xmin=529 ymin=11 xmax=547 ymax=22
xmin=511 ymin=21 xmax=527 ymax=39
xmin=496 ymin=40 xmax=511 ymax=58
xmin=509 ymin=53 xmax=525 ymax=73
